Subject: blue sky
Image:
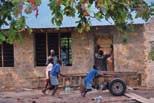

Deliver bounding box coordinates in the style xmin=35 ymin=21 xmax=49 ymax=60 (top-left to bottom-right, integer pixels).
xmin=148 ymin=0 xmax=154 ymax=3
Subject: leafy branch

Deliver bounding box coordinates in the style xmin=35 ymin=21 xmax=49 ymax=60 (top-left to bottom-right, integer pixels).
xmin=0 ymin=0 xmax=154 ymax=43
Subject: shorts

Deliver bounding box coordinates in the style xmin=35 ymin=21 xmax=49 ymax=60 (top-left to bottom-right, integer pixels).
xmin=83 ymin=79 xmax=93 ymax=90
xmin=50 ymin=75 xmax=59 ymax=86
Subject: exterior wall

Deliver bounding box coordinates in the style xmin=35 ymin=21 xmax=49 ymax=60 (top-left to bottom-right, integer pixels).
xmin=61 ymin=32 xmax=94 ymax=74
xmin=92 ymin=27 xmax=144 ymax=86
xmin=1 ymin=22 xmax=154 ymax=90
xmin=93 ymin=27 xmax=113 ymax=71
xmin=112 ymin=19 xmax=154 ymax=87
xmin=0 ymin=30 xmax=95 ymax=91
xmin=144 ymin=18 xmax=154 ymax=87
xmin=95 ymin=28 xmax=113 ymax=54
xmin=113 ymin=25 xmax=146 ymax=86
xmin=0 ymin=31 xmax=35 ymax=91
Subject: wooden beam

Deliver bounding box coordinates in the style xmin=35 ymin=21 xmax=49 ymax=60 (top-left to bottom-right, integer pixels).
xmin=125 ymin=92 xmax=152 ymax=103
xmin=150 ymin=98 xmax=154 ymax=102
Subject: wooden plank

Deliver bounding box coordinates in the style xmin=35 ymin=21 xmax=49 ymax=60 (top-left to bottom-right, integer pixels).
xmin=125 ymin=92 xmax=152 ymax=103
xmin=150 ymin=98 xmax=154 ymax=102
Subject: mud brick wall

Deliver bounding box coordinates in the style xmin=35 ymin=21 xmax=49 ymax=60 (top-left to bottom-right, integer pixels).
xmin=61 ymin=31 xmax=95 ymax=74
xmin=113 ymin=25 xmax=147 ymax=86
xmin=1 ymin=23 xmax=154 ymax=90
xmin=144 ymin=18 xmax=154 ymax=87
xmin=0 ymin=32 xmax=36 ymax=91
xmin=0 ymin=30 xmax=95 ymax=90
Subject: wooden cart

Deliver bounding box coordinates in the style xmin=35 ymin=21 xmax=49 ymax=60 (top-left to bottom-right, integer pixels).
xmin=92 ymin=71 xmax=127 ymax=96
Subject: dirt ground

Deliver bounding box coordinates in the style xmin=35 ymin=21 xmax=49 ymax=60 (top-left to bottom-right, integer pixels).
xmin=0 ymin=89 xmax=140 ymax=103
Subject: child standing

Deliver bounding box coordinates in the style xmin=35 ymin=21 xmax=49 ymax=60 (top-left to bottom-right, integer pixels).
xmin=42 ymin=58 xmax=53 ymax=94
xmin=50 ymin=60 xmax=65 ymax=96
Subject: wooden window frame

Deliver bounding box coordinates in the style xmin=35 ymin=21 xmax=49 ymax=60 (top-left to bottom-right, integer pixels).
xmin=34 ymin=32 xmax=72 ymax=66
xmin=0 ymin=43 xmax=14 ymax=67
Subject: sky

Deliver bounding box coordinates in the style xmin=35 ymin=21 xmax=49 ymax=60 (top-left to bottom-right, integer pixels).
xmin=2 ymin=0 xmax=154 ymax=29
xmin=147 ymin=0 xmax=154 ymax=3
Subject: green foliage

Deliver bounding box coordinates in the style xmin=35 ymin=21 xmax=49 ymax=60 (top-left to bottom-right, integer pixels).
xmin=35 ymin=0 xmax=41 ymax=6
xmin=64 ymin=6 xmax=75 ymax=17
xmin=151 ymin=3 xmax=154 ymax=15
xmin=0 ymin=1 xmax=14 ymax=27
xmin=149 ymin=49 xmax=154 ymax=61
xmin=49 ymin=0 xmax=63 ymax=26
xmin=48 ymin=0 xmax=153 ymax=33
xmin=0 ymin=0 xmax=154 ymax=43
xmin=0 ymin=0 xmax=32 ymax=44
xmin=0 ymin=32 xmax=6 ymax=44
xmin=94 ymin=11 xmax=104 ymax=21
xmin=122 ymin=34 xmax=129 ymax=43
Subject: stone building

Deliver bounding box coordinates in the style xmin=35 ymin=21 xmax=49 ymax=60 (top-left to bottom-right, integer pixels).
xmin=0 ymin=14 xmax=154 ymax=90
xmin=0 ymin=18 xmax=154 ymax=90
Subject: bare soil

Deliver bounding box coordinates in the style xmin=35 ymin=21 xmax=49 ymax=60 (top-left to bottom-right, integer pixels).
xmin=0 ymin=89 xmax=138 ymax=103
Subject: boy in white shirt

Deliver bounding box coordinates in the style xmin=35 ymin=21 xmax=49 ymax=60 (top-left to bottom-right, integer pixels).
xmin=42 ymin=58 xmax=53 ymax=94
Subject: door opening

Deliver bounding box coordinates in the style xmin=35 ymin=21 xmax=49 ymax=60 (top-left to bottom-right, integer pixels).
xmin=94 ymin=35 xmax=114 ymax=71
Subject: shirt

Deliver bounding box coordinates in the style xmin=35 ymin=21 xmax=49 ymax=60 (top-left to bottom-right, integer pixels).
xmin=51 ymin=63 xmax=61 ymax=77
xmin=85 ymin=68 xmax=99 ymax=83
xmin=95 ymin=53 xmax=110 ymax=71
xmin=46 ymin=55 xmax=58 ymax=65
xmin=45 ymin=63 xmax=53 ymax=79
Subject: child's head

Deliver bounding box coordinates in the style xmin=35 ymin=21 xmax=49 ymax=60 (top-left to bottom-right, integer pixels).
xmin=57 ymin=59 xmax=62 ymax=65
xmin=50 ymin=49 xmax=55 ymax=56
xmin=48 ymin=58 xmax=53 ymax=64
xmin=98 ymin=50 xmax=104 ymax=55
xmin=93 ymin=65 xmax=98 ymax=70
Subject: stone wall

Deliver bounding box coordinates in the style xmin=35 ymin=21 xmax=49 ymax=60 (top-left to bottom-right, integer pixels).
xmin=0 ymin=31 xmax=36 ymax=91
xmin=144 ymin=18 xmax=154 ymax=87
xmin=0 ymin=30 xmax=95 ymax=91
xmin=62 ymin=31 xmax=94 ymax=74
xmin=1 ymin=23 xmax=154 ymax=90
xmin=91 ymin=26 xmax=144 ymax=86
xmin=113 ymin=25 xmax=146 ymax=86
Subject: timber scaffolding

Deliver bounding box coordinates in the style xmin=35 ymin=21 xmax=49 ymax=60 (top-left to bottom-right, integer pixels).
xmin=31 ymin=72 xmax=141 ymax=89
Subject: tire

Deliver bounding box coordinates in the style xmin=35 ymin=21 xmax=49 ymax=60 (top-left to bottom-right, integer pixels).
xmin=109 ymin=78 xmax=126 ymax=96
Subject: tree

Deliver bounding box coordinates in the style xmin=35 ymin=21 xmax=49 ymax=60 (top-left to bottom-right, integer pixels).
xmin=0 ymin=0 xmax=154 ymax=44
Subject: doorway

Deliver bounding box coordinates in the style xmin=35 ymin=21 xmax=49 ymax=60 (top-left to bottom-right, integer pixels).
xmin=94 ymin=35 xmax=114 ymax=71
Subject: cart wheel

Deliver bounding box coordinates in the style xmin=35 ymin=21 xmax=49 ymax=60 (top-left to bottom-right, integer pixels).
xmin=109 ymin=78 xmax=126 ymax=96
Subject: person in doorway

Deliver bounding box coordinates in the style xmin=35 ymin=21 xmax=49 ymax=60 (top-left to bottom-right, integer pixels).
xmin=81 ymin=65 xmax=101 ymax=97
xmin=95 ymin=44 xmax=113 ymax=71
xmin=107 ymin=54 xmax=114 ymax=71
xmin=42 ymin=58 xmax=53 ymax=94
xmin=50 ymin=59 xmax=65 ymax=96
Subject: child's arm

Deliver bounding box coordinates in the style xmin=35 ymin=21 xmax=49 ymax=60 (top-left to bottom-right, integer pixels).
xmin=97 ymin=71 xmax=108 ymax=76
xmin=59 ymin=73 xmax=66 ymax=77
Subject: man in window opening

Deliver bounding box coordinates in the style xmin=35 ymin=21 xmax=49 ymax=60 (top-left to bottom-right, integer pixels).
xmin=46 ymin=49 xmax=58 ymax=65
xmin=95 ymin=44 xmax=113 ymax=71
xmin=50 ymin=59 xmax=65 ymax=96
